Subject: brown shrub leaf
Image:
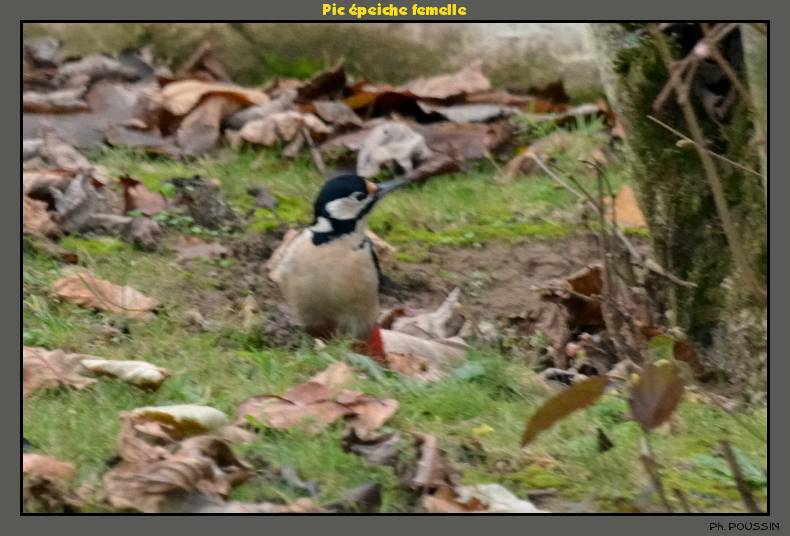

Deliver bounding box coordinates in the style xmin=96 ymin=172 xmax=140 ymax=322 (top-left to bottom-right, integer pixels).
xmin=521 ymin=375 xmax=609 ymax=446
xmin=628 ymin=360 xmax=684 ymax=430
xmin=52 ymin=270 xmax=159 ymax=319
xmin=402 ymin=61 xmax=491 ymax=100
xmin=23 ymin=196 xmax=60 ymax=238
xmin=158 ymin=80 xmax=268 ymax=117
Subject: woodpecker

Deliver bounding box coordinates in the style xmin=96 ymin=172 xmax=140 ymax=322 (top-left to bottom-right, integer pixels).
xmin=274 ymin=174 xmax=407 ymax=359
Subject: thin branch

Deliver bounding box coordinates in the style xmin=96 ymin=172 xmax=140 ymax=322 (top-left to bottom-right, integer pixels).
xmin=647 ymin=115 xmax=762 ymax=178
xmin=650 ymin=25 xmax=766 ymax=301
xmin=528 ymin=154 xmax=584 ymax=200
xmin=719 ymin=440 xmax=762 ymax=513
xmin=301 ymin=127 xmax=327 ymax=178
xmin=640 ymin=433 xmax=674 ymax=512
xmin=672 ymin=488 xmax=693 ymax=512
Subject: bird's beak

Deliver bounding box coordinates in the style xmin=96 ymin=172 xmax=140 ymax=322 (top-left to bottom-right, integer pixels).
xmin=374 ymin=177 xmax=409 ymax=198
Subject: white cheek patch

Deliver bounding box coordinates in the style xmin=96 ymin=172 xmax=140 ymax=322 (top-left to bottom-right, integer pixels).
xmin=325 ymin=196 xmax=374 ymax=220
xmin=309 ymin=216 xmax=333 ymax=233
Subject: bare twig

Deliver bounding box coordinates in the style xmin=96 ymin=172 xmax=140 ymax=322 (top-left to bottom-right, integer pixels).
xmin=647 ymin=115 xmax=762 ymax=178
xmin=301 ymin=127 xmax=327 ymax=177
xmin=672 ymin=488 xmax=693 ymax=512
xmin=719 ymin=440 xmax=762 ymax=513
xmin=640 ymin=433 xmax=673 ymax=512
xmin=706 ymin=394 xmax=766 ymax=443
xmin=528 ymin=154 xmax=584 ymax=200
xmin=650 ymin=26 xmax=766 ymax=300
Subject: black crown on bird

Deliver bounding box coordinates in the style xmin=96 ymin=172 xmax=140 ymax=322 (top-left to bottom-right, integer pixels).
xmin=310 ymin=174 xmax=407 ymax=246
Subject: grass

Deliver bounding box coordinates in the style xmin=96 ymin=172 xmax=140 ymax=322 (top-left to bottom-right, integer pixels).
xmin=23 ymin=128 xmax=768 ymax=513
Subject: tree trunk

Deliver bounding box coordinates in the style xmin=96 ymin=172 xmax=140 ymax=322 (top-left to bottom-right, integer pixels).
xmin=589 ymin=24 xmax=767 ymax=400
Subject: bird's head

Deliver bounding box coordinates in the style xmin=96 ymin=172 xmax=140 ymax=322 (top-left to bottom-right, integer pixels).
xmin=309 ymin=174 xmax=407 ymax=245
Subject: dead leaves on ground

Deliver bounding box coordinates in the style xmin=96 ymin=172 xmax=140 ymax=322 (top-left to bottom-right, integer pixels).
xmin=52 ymin=270 xmax=159 ymax=319
xmin=23 ymin=346 xmax=170 ymax=397
xmin=235 ymin=362 xmax=398 ymax=434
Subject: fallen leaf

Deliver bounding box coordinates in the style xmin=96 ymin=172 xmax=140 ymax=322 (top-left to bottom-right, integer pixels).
xmin=266 ymin=229 xmax=300 ymax=283
xmin=235 ymin=363 xmax=397 ymax=434
xmin=388 ymin=288 xmax=464 ymax=340
xmin=417 ymin=102 xmax=520 ymax=123
xmin=521 ymin=375 xmax=609 ymax=446
xmin=40 ymin=131 xmax=92 ymax=171
xmin=158 ymin=80 xmax=268 ymax=117
xmin=23 ymin=196 xmax=60 ymax=238
xmin=238 ymin=111 xmax=330 ymax=147
xmin=176 ymin=94 xmax=244 ymax=155
xmin=628 ymin=361 xmax=684 ymax=431
xmin=357 ymin=121 xmax=434 ymax=177
xmin=409 ymin=433 xmax=454 ymax=490
xmin=380 ymin=329 xmax=467 ymax=381
xmin=443 ymin=484 xmax=548 ymax=513
xmin=225 ymin=89 xmax=297 ymax=130
xmin=23 ymin=169 xmax=76 ymax=197
xmin=188 ymin=497 xmax=322 ymax=513
xmin=104 ymin=436 xmax=251 ymax=513
xmin=328 ymin=483 xmax=382 ymax=513
xmin=297 ymin=62 xmax=347 ymax=101
xmin=129 ymin=405 xmax=230 ymax=438
xmin=23 ymin=346 xmax=96 ymax=397
xmin=119 ymin=176 xmax=168 ymax=215
xmin=55 ymin=54 xmax=141 ymax=87
xmin=342 ymin=429 xmax=402 ymax=466
xmin=607 ymin=185 xmax=647 ymax=228
xmin=52 ymin=270 xmax=159 ymax=319
xmin=309 ymin=100 xmax=362 ymax=128
xmin=80 ymin=358 xmax=170 ymax=390
xmin=402 ymin=61 xmax=491 ymax=100
xmin=173 ymin=236 xmax=229 ymax=261
xmin=365 ymin=230 xmax=396 ymax=263
xmin=105 ymin=125 xmax=181 ymax=157
xmin=23 ymin=454 xmax=76 ymax=483
xmin=24 ymin=87 xmax=88 ymax=113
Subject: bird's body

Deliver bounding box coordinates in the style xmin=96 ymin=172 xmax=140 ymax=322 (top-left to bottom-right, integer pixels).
xmin=277 ymin=226 xmax=379 ymax=339
xmin=274 ymin=174 xmax=406 ymax=350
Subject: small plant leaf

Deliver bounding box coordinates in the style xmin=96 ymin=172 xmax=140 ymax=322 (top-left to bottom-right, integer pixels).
xmin=628 ymin=360 xmax=684 ymax=430
xmin=521 ymin=375 xmax=608 ymax=446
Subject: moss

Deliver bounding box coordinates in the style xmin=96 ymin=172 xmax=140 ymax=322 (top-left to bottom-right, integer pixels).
xmin=591 ymin=25 xmax=766 ymax=393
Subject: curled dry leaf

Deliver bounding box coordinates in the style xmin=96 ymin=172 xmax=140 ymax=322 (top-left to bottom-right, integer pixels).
xmin=357 ymin=122 xmax=434 ymax=177
xmin=408 ymin=433 xmax=455 ymax=490
xmin=173 ymin=236 xmax=229 ymax=261
xmin=80 ymin=359 xmax=170 ymax=390
xmin=52 ymin=270 xmax=159 ymax=319
xmin=190 ymin=497 xmax=322 ymax=513
xmin=423 ymin=484 xmax=548 ymax=513
xmin=104 ymin=436 xmax=251 ymax=513
xmin=628 ymin=360 xmax=684 ymax=431
xmin=238 ymin=111 xmax=330 ymax=146
xmin=365 ymin=230 xmax=396 ymax=263
xmin=379 ymin=328 xmax=467 ymax=381
xmin=342 ymin=429 xmax=402 ymax=467
xmin=158 ymin=80 xmax=268 ymax=117
xmin=267 ymin=229 xmax=300 ymax=283
xmin=40 ymin=131 xmax=92 ymax=171
xmin=402 ymin=61 xmax=491 ymax=100
xmin=24 ymin=87 xmax=89 ymax=114
xmin=23 ymin=453 xmax=76 ymax=483
xmin=23 ymin=196 xmax=60 ymax=238
xmin=23 ymin=346 xmax=96 ymax=397
xmin=176 ymin=94 xmax=244 ymax=155
xmin=521 ymin=375 xmax=609 ymax=446
xmin=119 ymin=176 xmax=168 ymax=215
xmin=605 ymin=185 xmax=647 ymax=229
xmin=235 ymin=363 xmax=397 ymax=434
xmin=388 ymin=288 xmax=464 ymax=340
xmin=129 ymin=405 xmax=230 ymax=438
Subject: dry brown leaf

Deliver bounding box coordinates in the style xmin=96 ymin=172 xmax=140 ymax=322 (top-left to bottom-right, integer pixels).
xmin=388 ymin=288 xmax=464 ymax=340
xmin=23 ymin=346 xmax=96 ymax=397
xmin=357 ymin=122 xmax=434 ymax=177
xmin=235 ymin=363 xmax=396 ymax=434
xmin=193 ymin=498 xmax=322 ymax=513
xmin=402 ymin=61 xmax=491 ymax=100
xmin=267 ymin=229 xmax=300 ymax=283
xmin=80 ymin=358 xmax=170 ymax=390
xmin=607 ymin=185 xmax=647 ymax=228
xmin=297 ymin=62 xmax=347 ymax=101
xmin=176 ymin=94 xmax=244 ymax=155
xmin=365 ymin=230 xmax=396 ymax=263
xmin=310 ymin=100 xmax=362 ymax=127
xmin=239 ymin=111 xmax=330 ymax=147
xmin=521 ymin=375 xmax=609 ymax=446
xmin=40 ymin=131 xmax=92 ymax=171
xmin=423 ymin=484 xmax=547 ymax=513
xmin=173 ymin=236 xmax=229 ymax=261
xmin=308 ymin=361 xmax=355 ymax=390
xmin=380 ymin=329 xmax=467 ymax=381
xmin=129 ymin=405 xmax=230 ymax=438
xmin=23 ymin=453 xmax=76 ymax=483
xmin=23 ymin=169 xmax=76 ymax=197
xmin=23 ymin=196 xmax=60 ymax=238
xmin=628 ymin=361 xmax=684 ymax=431
xmin=119 ymin=176 xmax=168 ymax=215
xmin=24 ymin=87 xmax=89 ymax=114
xmin=104 ymin=436 xmax=251 ymax=513
xmin=158 ymin=80 xmax=268 ymax=117
xmin=410 ymin=433 xmax=454 ymax=490
xmin=52 ymin=270 xmax=158 ymax=319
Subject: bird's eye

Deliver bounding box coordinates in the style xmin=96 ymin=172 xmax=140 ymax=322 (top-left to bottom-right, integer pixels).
xmin=351 ymin=191 xmax=366 ymax=201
